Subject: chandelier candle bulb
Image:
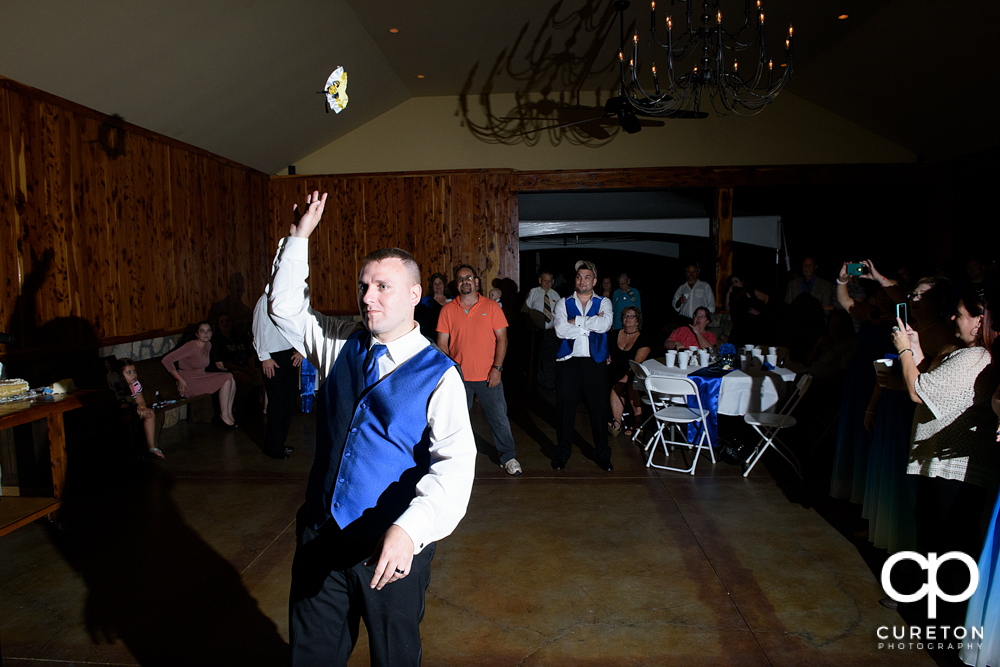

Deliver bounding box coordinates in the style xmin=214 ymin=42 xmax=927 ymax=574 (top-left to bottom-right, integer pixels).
xmin=651 ymin=2 xmax=655 ymax=26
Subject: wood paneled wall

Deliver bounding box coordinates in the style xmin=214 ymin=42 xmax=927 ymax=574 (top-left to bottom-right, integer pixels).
xmin=0 ymin=77 xmax=271 ymax=353
xmin=268 ymin=171 xmax=518 ymax=313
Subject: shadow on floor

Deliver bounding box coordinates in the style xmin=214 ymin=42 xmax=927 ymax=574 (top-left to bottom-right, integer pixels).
xmin=46 ymin=428 xmax=289 ymax=667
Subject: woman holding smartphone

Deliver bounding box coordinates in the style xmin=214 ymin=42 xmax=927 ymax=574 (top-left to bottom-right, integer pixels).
xmin=829 ymin=261 xmax=898 ymax=505
xmin=893 ymin=288 xmax=997 ymax=584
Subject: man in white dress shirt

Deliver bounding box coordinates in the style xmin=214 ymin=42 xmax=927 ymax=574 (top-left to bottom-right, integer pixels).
xmin=267 ymin=191 xmax=476 ymax=667
xmin=252 ymin=293 xmax=304 ymax=459
xmin=672 ymin=263 xmax=716 ymax=322
xmin=522 ymin=270 xmax=559 ymax=391
xmin=552 ymin=261 xmax=614 ymax=471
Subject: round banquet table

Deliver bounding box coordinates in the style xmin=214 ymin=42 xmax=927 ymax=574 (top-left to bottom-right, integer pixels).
xmin=643 ymin=358 xmax=796 ymax=415
xmin=641 ymin=358 xmax=797 ymax=446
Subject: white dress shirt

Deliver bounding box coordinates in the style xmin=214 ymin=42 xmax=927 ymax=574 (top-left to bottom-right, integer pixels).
xmin=672 ymin=279 xmax=716 ymax=318
xmin=252 ymin=294 xmax=298 ymax=361
xmin=524 ymin=286 xmax=560 ymax=330
xmin=267 ymin=236 xmax=476 ymax=554
xmin=553 ymin=293 xmax=613 ymax=361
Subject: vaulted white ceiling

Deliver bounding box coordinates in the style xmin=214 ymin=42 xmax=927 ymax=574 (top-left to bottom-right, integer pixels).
xmin=2 ymin=0 xmax=994 ymax=173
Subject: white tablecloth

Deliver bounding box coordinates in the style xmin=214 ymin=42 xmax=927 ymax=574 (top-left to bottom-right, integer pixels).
xmin=643 ymin=359 xmax=795 ymax=415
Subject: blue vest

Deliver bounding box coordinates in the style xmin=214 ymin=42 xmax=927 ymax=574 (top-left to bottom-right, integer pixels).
xmin=557 ymin=296 xmax=609 ymax=363
xmin=306 ymin=330 xmax=457 ymax=534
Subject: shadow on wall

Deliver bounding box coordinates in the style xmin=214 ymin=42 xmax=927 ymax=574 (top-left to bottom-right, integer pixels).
xmin=3 ymin=248 xmax=101 ymax=389
xmin=457 ymin=0 xmax=637 ymax=146
xmin=207 ymin=273 xmax=253 ymax=337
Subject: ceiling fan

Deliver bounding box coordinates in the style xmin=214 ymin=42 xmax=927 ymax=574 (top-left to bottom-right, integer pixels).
xmin=503 ymin=95 xmax=705 ymax=138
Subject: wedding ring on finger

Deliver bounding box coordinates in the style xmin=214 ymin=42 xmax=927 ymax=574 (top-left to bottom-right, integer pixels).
xmin=394 ymin=568 xmax=405 ymax=575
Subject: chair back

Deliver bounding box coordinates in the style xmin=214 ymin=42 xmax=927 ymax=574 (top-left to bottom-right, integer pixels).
xmin=628 ymin=359 xmax=650 ymax=380
xmin=778 ymin=373 xmax=812 ymax=418
xmin=645 ymin=375 xmax=702 ymax=414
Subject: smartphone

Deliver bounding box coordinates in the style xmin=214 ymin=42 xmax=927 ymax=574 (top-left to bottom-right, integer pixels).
xmin=896 ymin=302 xmax=908 ymax=327
xmin=873 ymin=358 xmax=894 ymax=372
xmin=847 ymin=263 xmax=866 ymax=276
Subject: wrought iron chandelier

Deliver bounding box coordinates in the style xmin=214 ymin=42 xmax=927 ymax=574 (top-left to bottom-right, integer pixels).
xmin=614 ymin=0 xmax=794 ymax=117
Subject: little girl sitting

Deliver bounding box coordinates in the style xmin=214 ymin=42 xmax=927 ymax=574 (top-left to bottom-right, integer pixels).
xmin=118 ymin=359 xmax=165 ymax=459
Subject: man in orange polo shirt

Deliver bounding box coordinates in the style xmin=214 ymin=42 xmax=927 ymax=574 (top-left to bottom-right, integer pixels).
xmin=437 ymin=265 xmax=522 ymax=475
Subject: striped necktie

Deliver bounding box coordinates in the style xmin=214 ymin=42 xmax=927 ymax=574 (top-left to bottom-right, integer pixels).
xmin=543 ymin=293 xmax=552 ymax=322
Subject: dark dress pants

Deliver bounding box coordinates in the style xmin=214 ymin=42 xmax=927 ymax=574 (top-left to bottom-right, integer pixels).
xmin=263 ymin=348 xmax=297 ymax=454
xmin=555 ymin=356 xmax=610 ymax=461
xmin=538 ymin=328 xmax=559 ymax=390
xmin=289 ymin=507 xmax=436 ymax=667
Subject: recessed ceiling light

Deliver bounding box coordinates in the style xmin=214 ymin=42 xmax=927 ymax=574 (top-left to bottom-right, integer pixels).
xmin=838 ymin=14 xmax=849 ymax=19
xmin=388 ymin=27 xmax=399 ymax=33
xmin=416 ymin=74 xmax=425 ymax=79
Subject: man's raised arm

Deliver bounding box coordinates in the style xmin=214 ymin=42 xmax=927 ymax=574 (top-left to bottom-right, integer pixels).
xmin=268 ymin=191 xmax=359 ymax=379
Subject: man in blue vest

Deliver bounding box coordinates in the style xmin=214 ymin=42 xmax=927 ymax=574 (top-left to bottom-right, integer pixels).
xmin=552 ymin=260 xmax=614 ymax=471
xmin=267 ymin=191 xmax=477 ymax=667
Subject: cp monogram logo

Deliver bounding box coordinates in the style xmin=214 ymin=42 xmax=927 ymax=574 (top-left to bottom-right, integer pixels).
xmin=881 ymin=551 xmax=979 ymax=619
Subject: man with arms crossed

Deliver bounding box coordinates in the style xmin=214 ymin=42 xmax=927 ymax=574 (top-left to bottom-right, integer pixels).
xmin=553 ymin=260 xmax=614 ymax=471
xmin=437 ymin=264 xmax=522 ymax=475
xmin=268 ymin=191 xmax=476 ymax=667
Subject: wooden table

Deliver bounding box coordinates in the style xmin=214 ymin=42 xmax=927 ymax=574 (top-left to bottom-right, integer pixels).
xmin=0 ymin=391 xmax=95 ymax=537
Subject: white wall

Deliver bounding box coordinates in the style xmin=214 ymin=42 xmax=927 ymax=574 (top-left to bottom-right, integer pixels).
xmin=291 ymin=90 xmax=916 ymax=175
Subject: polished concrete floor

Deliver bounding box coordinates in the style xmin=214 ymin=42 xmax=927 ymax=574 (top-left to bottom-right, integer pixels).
xmin=0 ymin=387 xmax=935 ymax=666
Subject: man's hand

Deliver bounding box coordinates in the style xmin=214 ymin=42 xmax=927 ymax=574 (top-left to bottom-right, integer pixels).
xmin=262 ymin=358 xmax=279 ymax=379
xmin=289 ymin=191 xmax=328 ymax=239
xmin=366 ymin=524 xmax=414 ymax=590
xmin=291 ymin=351 xmax=304 ymax=367
xmin=677 ymin=295 xmax=688 ymax=306
xmin=487 ymin=367 xmax=501 ymax=388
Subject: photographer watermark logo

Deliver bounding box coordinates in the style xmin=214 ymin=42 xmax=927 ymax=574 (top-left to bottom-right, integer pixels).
xmin=881 ymin=551 xmax=979 ymax=619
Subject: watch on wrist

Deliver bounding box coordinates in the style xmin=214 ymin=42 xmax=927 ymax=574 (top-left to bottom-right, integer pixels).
xmin=493 ymin=365 xmax=503 ymax=372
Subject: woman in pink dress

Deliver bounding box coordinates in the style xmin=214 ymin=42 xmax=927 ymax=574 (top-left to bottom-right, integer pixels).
xmin=161 ymin=321 xmax=237 ymax=427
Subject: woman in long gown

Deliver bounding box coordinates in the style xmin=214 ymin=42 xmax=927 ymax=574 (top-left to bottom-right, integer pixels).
xmin=961 ymin=293 xmax=1000 ymax=667
xmin=829 ymin=264 xmax=896 ymax=503
xmin=162 ymin=321 xmax=237 ymax=427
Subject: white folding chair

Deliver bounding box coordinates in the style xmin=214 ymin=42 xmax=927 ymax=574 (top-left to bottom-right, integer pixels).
xmin=644 ymin=376 xmax=716 ymax=475
xmin=742 ymin=374 xmax=812 ymax=479
xmin=628 ymin=360 xmax=656 ymax=449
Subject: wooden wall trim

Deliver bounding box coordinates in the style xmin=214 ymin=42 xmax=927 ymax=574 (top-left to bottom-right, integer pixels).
xmin=0 ymin=76 xmax=268 ymax=177
xmin=513 ymin=163 xmax=939 ymax=191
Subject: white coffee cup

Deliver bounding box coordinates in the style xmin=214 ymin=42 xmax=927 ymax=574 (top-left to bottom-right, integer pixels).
xmin=766 ymin=354 xmax=778 ymax=367
xmin=699 ymin=350 xmax=710 ymax=366
xmin=678 ymin=352 xmax=690 ymax=369
xmin=768 ymin=346 xmax=778 ymax=356
xmin=666 ymin=350 xmax=677 ymax=366
xmin=688 ymin=345 xmax=699 ymax=353
xmin=744 ymin=344 xmax=755 ymax=353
